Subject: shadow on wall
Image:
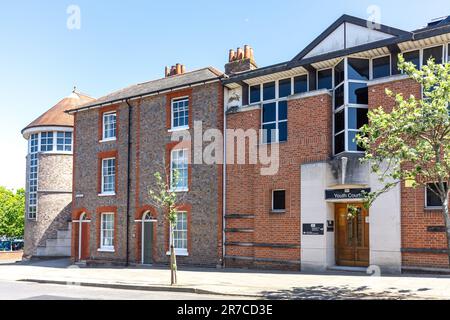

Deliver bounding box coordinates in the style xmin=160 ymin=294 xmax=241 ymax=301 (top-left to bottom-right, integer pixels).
xmin=260 ymin=285 xmax=432 ymax=300
xmin=38 ymin=202 xmax=72 ymax=247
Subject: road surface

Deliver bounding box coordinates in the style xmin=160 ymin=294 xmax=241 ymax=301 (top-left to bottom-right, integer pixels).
xmin=0 ymin=280 xmax=252 ymax=300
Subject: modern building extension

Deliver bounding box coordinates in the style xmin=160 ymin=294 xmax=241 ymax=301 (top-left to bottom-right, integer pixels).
xmin=223 ymin=14 xmax=450 ymax=273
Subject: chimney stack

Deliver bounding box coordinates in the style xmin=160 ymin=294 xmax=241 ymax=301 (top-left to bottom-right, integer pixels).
xmin=165 ymin=63 xmax=186 ymax=77
xmin=224 ymin=44 xmax=257 ymax=75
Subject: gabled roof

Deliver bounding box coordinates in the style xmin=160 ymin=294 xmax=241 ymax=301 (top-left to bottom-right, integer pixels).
xmin=67 ymin=67 xmax=224 ymax=113
xmin=22 ymin=91 xmax=95 ymax=135
xmin=290 ymin=14 xmax=411 ymax=63
xmin=223 ymin=13 xmax=450 ymax=85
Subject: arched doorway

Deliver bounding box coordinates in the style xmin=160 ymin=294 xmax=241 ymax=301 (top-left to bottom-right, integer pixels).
xmin=78 ymin=213 xmax=90 ymax=261
xmin=142 ymin=212 xmax=156 ymax=265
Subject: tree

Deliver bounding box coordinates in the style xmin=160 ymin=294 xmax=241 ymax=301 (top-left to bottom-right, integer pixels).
xmin=148 ymin=169 xmax=185 ymax=285
xmin=356 ymin=54 xmax=450 ymax=266
xmin=0 ymin=187 xmax=25 ymax=238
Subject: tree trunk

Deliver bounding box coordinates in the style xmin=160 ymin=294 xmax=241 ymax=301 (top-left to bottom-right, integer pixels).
xmin=443 ymin=196 xmax=450 ymax=268
xmin=170 ymin=226 xmax=177 ymax=285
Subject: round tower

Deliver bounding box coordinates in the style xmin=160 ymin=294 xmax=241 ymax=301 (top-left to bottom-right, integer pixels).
xmin=21 ymin=89 xmax=94 ymax=259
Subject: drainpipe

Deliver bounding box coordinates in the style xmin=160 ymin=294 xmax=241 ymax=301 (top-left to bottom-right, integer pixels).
xmin=222 ymin=87 xmax=227 ymax=268
xmin=125 ymin=99 xmax=133 ymax=266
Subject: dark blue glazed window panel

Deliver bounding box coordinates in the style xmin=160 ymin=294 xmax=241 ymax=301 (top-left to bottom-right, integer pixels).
xmin=348 ymin=58 xmax=369 ymax=81
xmin=263 ymin=82 xmax=276 ymax=101
xmin=279 ymin=78 xmax=292 ymax=98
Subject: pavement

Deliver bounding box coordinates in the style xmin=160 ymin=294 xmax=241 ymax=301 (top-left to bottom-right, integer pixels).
xmin=1 ymin=258 xmax=450 ymax=299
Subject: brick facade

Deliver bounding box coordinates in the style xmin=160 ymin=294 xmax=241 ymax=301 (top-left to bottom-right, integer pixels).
xmin=225 ymin=92 xmax=332 ymax=269
xmin=369 ymin=77 xmax=450 ymax=268
xmin=72 ymin=81 xmax=223 ymax=267
xmin=24 ymin=153 xmax=73 ymax=258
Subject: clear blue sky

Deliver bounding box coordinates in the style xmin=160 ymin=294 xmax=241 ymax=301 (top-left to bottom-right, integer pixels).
xmin=1 ymin=0 xmax=450 ymax=189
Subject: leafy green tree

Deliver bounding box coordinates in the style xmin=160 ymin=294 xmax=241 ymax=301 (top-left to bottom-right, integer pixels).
xmin=148 ymin=169 xmax=184 ymax=285
xmin=357 ymin=54 xmax=450 ymax=265
xmin=0 ymin=187 xmax=25 ymax=238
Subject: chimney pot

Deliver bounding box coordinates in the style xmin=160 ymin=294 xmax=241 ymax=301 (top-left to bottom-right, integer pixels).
xmin=244 ymin=45 xmax=251 ymax=59
xmin=176 ymin=63 xmax=182 ymax=75
xmin=181 ymin=65 xmax=186 ymax=74
xmin=229 ymin=49 xmax=236 ymax=62
xmin=224 ymin=44 xmax=257 ymax=75
xmin=237 ymin=47 xmax=243 ymax=60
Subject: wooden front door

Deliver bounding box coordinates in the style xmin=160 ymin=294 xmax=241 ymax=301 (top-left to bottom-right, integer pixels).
xmin=142 ymin=221 xmax=153 ymax=264
xmin=335 ymin=203 xmax=369 ymax=267
xmin=80 ymin=222 xmax=90 ymax=260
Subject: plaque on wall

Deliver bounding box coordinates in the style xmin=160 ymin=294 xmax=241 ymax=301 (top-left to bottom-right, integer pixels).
xmin=327 ymin=220 xmax=334 ymax=232
xmin=303 ymin=223 xmax=324 ymax=235
xmin=325 ymin=188 xmax=371 ymax=201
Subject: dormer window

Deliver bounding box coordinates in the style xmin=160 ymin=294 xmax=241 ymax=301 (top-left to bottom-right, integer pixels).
xmin=103 ymin=112 xmax=117 ymax=140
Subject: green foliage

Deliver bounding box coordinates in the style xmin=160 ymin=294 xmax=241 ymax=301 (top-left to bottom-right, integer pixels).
xmin=346 ymin=205 xmax=357 ymax=220
xmin=356 ymin=54 xmax=450 ymax=207
xmin=0 ymin=187 xmax=25 ymax=238
xmin=148 ymin=170 xmax=180 ymax=227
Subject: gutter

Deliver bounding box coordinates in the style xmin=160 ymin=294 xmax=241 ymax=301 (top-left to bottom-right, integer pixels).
xmin=125 ymin=99 xmax=133 ymax=266
xmin=66 ymin=78 xmax=223 ymax=115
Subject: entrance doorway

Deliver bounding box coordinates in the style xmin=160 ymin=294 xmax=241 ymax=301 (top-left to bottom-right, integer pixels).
xmin=78 ymin=213 xmax=90 ymax=261
xmin=335 ymin=203 xmax=369 ymax=267
xmin=141 ymin=212 xmax=155 ymax=265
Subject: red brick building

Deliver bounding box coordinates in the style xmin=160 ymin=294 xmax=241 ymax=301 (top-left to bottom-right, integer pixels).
xmin=222 ymin=14 xmax=450 ymax=273
xmin=23 ymin=13 xmax=450 ymax=274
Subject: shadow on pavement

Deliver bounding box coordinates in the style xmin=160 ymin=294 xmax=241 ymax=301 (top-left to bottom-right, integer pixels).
xmin=260 ymin=285 xmax=429 ymax=300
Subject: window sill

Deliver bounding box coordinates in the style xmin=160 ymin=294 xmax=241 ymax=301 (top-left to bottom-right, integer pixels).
xmin=99 ymin=138 xmax=117 ymax=143
xmin=168 ymin=127 xmax=189 ymax=133
xmin=166 ymin=249 xmax=189 ymax=256
xmin=98 ymin=193 xmax=116 ymax=197
xmin=170 ymin=188 xmax=189 ymax=193
xmin=270 ymin=210 xmax=286 ymax=214
xmin=424 ymin=206 xmax=443 ymax=211
xmin=97 ymin=248 xmax=115 ymax=253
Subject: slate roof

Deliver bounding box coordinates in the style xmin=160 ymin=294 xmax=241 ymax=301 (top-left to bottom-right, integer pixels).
xmin=67 ymin=67 xmax=224 ymax=113
xmin=22 ymin=91 xmax=95 ymax=134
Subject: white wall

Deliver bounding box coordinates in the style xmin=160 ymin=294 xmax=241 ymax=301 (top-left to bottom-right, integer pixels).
xmin=368 ymin=167 xmax=402 ymax=274
xmin=300 ymin=160 xmax=401 ymax=274
xmin=300 ymin=162 xmax=335 ymax=271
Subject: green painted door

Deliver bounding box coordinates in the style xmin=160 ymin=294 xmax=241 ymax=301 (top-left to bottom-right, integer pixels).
xmin=143 ymin=222 xmax=153 ymax=264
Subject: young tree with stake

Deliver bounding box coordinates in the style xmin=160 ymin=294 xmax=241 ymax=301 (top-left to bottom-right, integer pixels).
xmin=148 ymin=169 xmax=184 ymax=285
